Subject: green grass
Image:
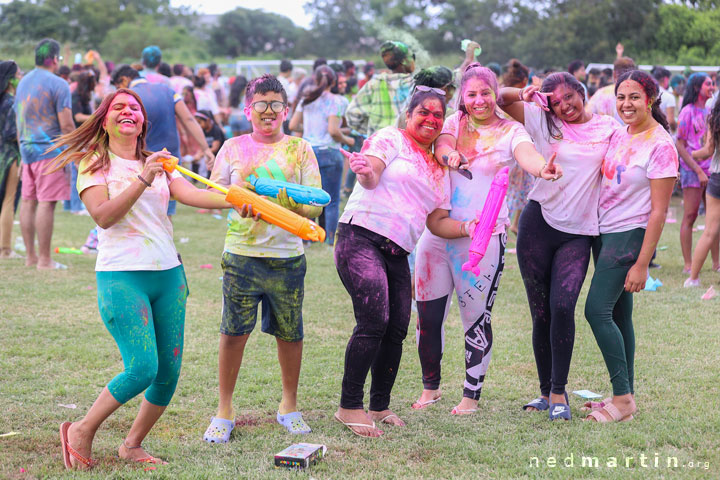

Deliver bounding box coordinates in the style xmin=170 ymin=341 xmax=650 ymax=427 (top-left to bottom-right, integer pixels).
xmin=1 ymin=199 xmax=718 ymax=479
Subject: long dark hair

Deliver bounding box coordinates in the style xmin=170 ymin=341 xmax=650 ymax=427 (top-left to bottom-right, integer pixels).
xmin=0 ymin=60 xmax=18 ymax=104
xmin=47 ymin=88 xmax=151 ymax=174
xmin=681 ymin=73 xmax=709 ymax=110
xmin=615 ymin=70 xmax=670 ymax=132
xmin=301 ymin=65 xmax=336 ymax=107
xmin=75 ymin=71 xmax=97 ymax=107
xmin=540 ymin=72 xmax=586 ymax=141
xmin=708 ymin=97 xmax=720 ymax=149
xmin=229 ymin=75 xmax=248 ymax=108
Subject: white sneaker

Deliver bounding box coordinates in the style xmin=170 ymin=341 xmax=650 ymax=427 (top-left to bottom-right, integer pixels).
xmin=683 ymin=277 xmax=700 ymax=288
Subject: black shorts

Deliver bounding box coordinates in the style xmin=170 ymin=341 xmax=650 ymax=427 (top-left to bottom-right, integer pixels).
xmin=707 ymin=172 xmax=720 ymax=200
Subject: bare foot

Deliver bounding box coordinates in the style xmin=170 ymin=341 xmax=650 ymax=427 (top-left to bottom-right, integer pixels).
xmin=369 ymin=409 xmax=405 ymax=426
xmin=411 ymin=389 xmax=441 ymax=409
xmin=334 ymin=408 xmax=383 ymax=437
xmin=25 ymin=254 xmax=38 ymax=267
xmin=451 ymin=397 xmax=478 ymax=415
xmin=524 ymin=395 xmax=549 ymax=412
xmin=67 ymin=422 xmax=94 ymax=470
xmin=119 ymin=441 xmax=168 ymax=464
xmin=37 ymin=260 xmax=67 ymax=270
xmin=585 ymin=394 xmax=636 ymax=422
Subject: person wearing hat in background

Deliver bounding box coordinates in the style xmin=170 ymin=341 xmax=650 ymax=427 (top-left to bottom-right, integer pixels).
xmin=193 ymin=109 xmax=225 ymax=178
xmin=139 ymin=46 xmax=170 ymax=87
xmin=0 ymin=60 xmax=22 ymax=259
xmin=346 ymin=40 xmax=416 ymax=139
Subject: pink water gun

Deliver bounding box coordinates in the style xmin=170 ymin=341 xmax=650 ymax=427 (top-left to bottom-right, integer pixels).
xmin=461 ymin=166 xmax=510 ymax=276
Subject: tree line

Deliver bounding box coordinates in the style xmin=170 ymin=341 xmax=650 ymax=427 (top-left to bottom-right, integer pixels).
xmin=1 ymin=0 xmax=719 ymax=69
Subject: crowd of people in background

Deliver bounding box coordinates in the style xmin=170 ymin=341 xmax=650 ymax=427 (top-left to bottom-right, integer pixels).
xmin=1 ymin=35 xmax=719 ymax=468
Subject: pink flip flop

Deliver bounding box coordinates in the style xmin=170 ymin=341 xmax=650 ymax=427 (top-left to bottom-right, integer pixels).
xmin=60 ymin=422 xmax=94 ymax=470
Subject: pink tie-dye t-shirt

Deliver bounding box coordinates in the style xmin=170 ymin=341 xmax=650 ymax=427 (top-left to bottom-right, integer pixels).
xmin=524 ymin=103 xmax=618 ymax=235
xmin=340 ymin=126 xmax=451 ymax=253
xmin=677 ymin=104 xmax=711 ymax=173
xmin=599 ymin=125 xmax=678 ymax=234
xmin=76 ymin=153 xmax=182 ymax=271
xmin=210 ymin=134 xmax=321 ymax=258
xmin=440 ymin=111 xmax=533 ymax=233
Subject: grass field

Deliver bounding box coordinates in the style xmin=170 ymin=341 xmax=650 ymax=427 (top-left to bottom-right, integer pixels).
xmin=1 ymin=199 xmax=718 ymax=479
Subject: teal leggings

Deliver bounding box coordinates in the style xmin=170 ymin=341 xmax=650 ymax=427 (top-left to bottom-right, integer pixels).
xmin=96 ymin=266 xmax=188 ymax=407
xmin=584 ymin=229 xmax=645 ymax=396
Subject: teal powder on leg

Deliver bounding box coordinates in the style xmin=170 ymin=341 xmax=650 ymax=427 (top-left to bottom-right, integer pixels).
xmin=96 ymin=266 xmax=188 ymax=407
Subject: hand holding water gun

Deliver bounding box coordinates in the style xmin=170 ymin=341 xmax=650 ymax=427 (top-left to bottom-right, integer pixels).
xmin=159 ymin=155 xmax=326 ymax=242
xmin=461 ymin=166 xmax=510 ymax=276
xmin=246 ymin=174 xmax=331 ymax=207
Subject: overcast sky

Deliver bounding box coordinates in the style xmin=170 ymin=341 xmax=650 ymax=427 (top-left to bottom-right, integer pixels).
xmin=171 ymin=0 xmax=313 ymax=28
xmin=0 ymin=0 xmax=313 ymax=28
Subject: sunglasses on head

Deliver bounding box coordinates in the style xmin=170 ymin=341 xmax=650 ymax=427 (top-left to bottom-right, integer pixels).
xmin=250 ymin=100 xmax=286 ymax=114
xmin=414 ymin=85 xmax=446 ymax=96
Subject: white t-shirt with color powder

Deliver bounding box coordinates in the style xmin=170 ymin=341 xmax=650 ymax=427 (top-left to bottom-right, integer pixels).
xmin=440 ymin=111 xmax=533 ymax=232
xmin=599 ymin=125 xmax=679 ymax=234
xmin=340 ymin=126 xmax=451 ymax=253
xmin=524 ymin=103 xmax=618 ymax=236
xmin=659 ymin=87 xmax=676 ymax=118
xmin=210 ymin=135 xmax=321 ymax=258
xmin=297 ymin=91 xmax=348 ymax=149
xmin=77 ymin=153 xmax=182 ymax=271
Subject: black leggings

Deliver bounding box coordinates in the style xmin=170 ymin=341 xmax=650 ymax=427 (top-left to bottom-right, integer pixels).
xmin=516 ymin=201 xmax=592 ymax=396
xmin=334 ymin=222 xmax=411 ymax=411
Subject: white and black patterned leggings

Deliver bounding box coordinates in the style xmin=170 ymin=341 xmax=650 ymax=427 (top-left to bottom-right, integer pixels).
xmin=414 ymin=231 xmax=506 ymax=400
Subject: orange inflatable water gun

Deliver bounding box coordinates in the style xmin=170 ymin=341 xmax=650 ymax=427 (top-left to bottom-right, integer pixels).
xmin=160 ymin=155 xmax=326 ymax=242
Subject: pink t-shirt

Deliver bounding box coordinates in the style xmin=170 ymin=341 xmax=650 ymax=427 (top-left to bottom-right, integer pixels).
xmin=677 ymin=104 xmax=711 ymax=173
xmin=599 ymin=125 xmax=678 ymax=234
xmin=440 ymin=111 xmax=533 ymax=232
xmin=77 ymin=153 xmax=182 ymax=271
xmin=340 ymin=126 xmax=451 ymax=252
xmin=587 ymin=84 xmax=623 ymax=125
xmin=524 ymin=103 xmax=618 ymax=235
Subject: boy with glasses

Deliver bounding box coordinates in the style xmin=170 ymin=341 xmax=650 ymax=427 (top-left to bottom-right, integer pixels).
xmin=203 ymin=74 xmax=322 ymax=443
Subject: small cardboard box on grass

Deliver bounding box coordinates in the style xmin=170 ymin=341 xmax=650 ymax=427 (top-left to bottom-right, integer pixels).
xmin=274 ymin=443 xmax=327 ymax=469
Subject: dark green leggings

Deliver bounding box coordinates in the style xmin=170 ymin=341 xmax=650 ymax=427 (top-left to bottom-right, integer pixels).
xmin=584 ymin=228 xmax=645 ymax=396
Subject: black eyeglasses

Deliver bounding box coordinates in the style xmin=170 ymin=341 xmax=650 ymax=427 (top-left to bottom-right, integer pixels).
xmin=414 ymin=85 xmax=446 ymax=96
xmin=251 ymin=101 xmax=286 ymax=113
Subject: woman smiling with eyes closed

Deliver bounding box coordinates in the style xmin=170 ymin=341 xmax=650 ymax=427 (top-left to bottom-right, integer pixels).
xmin=48 ymin=88 xmax=231 ymax=469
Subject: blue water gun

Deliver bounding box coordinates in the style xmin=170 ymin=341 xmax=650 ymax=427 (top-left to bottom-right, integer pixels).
xmin=246 ymin=175 xmax=331 ymax=207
